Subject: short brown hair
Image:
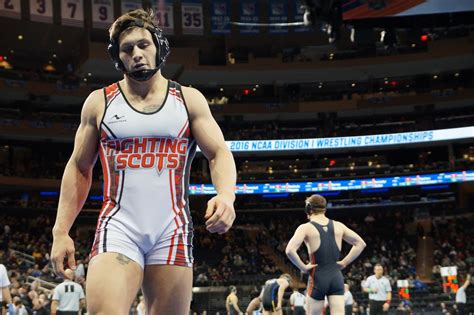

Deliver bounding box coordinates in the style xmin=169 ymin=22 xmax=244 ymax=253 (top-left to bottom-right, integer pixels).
xmin=109 ymin=8 xmax=155 ymax=41
xmin=305 ymin=194 xmax=327 ymax=215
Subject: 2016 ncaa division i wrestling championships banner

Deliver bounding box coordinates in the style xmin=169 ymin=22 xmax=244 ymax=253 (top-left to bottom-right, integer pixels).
xmin=195 ymin=126 xmax=474 ymax=153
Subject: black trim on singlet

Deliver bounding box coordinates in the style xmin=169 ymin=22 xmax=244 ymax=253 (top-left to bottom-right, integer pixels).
xmin=175 ymin=81 xmax=192 ymax=127
xmin=101 ymin=122 xmax=117 ymax=139
xmin=173 ymin=80 xmax=195 ymax=261
xmin=183 ymin=140 xmax=197 ymax=261
xmin=117 ymin=80 xmax=170 ymax=115
xmin=102 ymin=170 xmax=125 ymax=252
xmin=98 ymin=88 xmax=108 ymax=131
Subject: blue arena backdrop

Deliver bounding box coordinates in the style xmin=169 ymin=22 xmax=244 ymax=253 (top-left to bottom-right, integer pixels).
xmin=189 ymin=170 xmax=474 ymax=195
xmin=196 ymin=126 xmax=474 ymax=152
xmin=82 ymin=170 xmax=471 ymax=199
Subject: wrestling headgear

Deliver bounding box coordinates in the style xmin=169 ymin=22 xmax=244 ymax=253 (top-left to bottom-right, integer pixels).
xmin=108 ymin=18 xmax=170 ymax=81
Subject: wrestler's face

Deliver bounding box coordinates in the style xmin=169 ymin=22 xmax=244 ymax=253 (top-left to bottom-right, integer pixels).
xmin=119 ymin=27 xmax=157 ymax=72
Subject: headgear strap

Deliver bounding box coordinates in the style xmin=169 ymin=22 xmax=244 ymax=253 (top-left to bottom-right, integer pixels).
xmin=107 ymin=18 xmax=170 ymax=81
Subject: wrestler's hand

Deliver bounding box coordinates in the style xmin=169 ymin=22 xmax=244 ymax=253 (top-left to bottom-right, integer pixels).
xmin=205 ymin=194 xmax=236 ymax=234
xmin=51 ymin=231 xmax=76 ymax=278
xmin=301 ymin=263 xmax=317 ymax=273
xmin=337 ymin=260 xmax=347 ymax=270
xmin=383 ymin=302 xmax=390 ymax=311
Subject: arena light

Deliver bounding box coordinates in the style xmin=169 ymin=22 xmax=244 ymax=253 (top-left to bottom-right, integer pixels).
xmin=243 ymin=89 xmax=250 ymax=95
xmin=43 ymin=64 xmax=56 ymax=72
xmin=0 ymin=59 xmax=12 ymax=70
xmin=420 ymin=34 xmax=429 ymax=42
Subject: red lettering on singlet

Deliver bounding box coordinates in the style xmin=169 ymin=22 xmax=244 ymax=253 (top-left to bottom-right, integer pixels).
xmin=164 ymin=138 xmax=177 ymax=153
xmin=121 ymin=139 xmax=134 ymax=154
xmin=141 ymin=153 xmax=155 ymax=168
xmin=133 ymin=137 xmax=148 ymax=153
xmin=104 ymin=137 xmax=190 ymax=173
xmin=167 ymin=154 xmax=179 ymax=169
xmin=128 ymin=154 xmax=141 ymax=169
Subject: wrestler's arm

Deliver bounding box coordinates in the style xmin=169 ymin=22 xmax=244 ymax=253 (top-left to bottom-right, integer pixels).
xmin=337 ymin=222 xmax=366 ymax=269
xmin=182 ymin=86 xmax=237 ymax=234
xmin=286 ymin=225 xmax=316 ymax=272
xmin=276 ymin=279 xmax=289 ymax=310
xmin=51 ymin=89 xmax=102 ymax=276
xmin=231 ymin=295 xmax=243 ymax=313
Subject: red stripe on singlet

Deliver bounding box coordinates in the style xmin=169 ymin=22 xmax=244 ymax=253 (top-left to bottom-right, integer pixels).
xmin=166 ymin=169 xmax=183 ymax=264
xmin=166 ymin=119 xmax=191 ymax=264
xmin=91 ymin=131 xmax=119 ymax=256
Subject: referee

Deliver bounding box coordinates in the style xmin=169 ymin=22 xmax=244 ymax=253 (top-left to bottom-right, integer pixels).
xmin=363 ymin=264 xmax=392 ymax=315
xmin=344 ymin=284 xmax=353 ymax=315
xmin=456 ymin=274 xmax=471 ymax=315
xmin=51 ymin=269 xmax=86 ymax=315
xmin=289 ymin=288 xmax=306 ymax=315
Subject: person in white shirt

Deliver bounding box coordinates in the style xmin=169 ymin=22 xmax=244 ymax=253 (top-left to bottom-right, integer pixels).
xmin=344 ymin=284 xmax=353 ymax=315
xmin=12 ymin=297 xmax=28 ymax=315
xmin=74 ymin=259 xmax=85 ymax=282
xmin=362 ymin=264 xmax=391 ymax=314
xmin=0 ymin=263 xmax=12 ymax=313
xmin=51 ymin=269 xmax=86 ymax=315
xmin=455 ymin=274 xmax=470 ymax=315
xmin=289 ymin=288 xmax=305 ymax=315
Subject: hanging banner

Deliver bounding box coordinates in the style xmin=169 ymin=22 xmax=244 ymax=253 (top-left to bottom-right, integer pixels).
xmin=293 ymin=0 xmax=311 ymax=33
xmin=181 ymin=0 xmax=203 ymax=35
xmin=0 ymin=0 xmax=21 ymax=19
xmin=92 ymin=0 xmax=114 ymax=29
xmin=239 ymin=0 xmax=259 ymax=34
xmin=121 ymin=0 xmax=142 ymax=14
xmin=210 ymin=0 xmax=231 ymax=34
xmin=153 ymin=0 xmax=174 ymax=35
xmin=61 ymin=0 xmax=84 ymax=27
xmin=207 ymin=126 xmax=474 ymax=153
xmin=29 ymin=0 xmax=53 ymax=23
xmin=268 ymin=0 xmax=288 ymax=34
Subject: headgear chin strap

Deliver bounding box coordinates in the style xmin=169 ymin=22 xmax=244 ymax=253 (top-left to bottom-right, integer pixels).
xmin=107 ymin=18 xmax=170 ymax=81
xmin=127 ymin=68 xmax=159 ymax=81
